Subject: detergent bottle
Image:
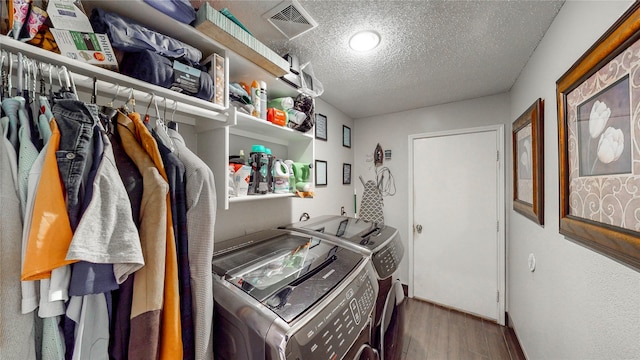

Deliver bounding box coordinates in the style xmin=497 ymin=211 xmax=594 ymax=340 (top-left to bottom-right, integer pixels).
xmin=265 ymin=148 xmax=274 ymax=193
xmin=248 ymin=144 xmax=268 ymax=194
xmin=284 ymin=160 xmax=295 ymax=193
xmin=273 ymin=160 xmax=290 ymax=194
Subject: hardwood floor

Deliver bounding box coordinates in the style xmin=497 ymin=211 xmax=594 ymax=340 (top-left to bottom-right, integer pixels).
xmin=400 ymin=298 xmax=525 ymax=360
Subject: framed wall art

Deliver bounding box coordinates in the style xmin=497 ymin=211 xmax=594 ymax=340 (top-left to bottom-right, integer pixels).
xmin=315 ymin=160 xmax=327 ymax=186
xmin=343 ymin=125 xmax=351 ymax=148
xmin=512 ymin=98 xmax=544 ymax=225
xmin=315 ymin=113 xmax=327 ymax=141
xmin=557 ymin=3 xmax=640 ymax=270
xmin=343 ymin=163 xmax=352 ymax=184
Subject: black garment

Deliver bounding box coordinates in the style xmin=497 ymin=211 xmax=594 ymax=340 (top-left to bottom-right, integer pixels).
xmin=107 ymin=127 xmax=144 ymax=360
xmin=155 ymin=134 xmax=194 ymax=360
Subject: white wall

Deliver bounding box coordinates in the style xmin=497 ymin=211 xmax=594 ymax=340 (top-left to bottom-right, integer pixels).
xmin=208 ymin=98 xmax=356 ymax=242
xmin=509 ymin=1 xmax=640 ymax=359
xmin=353 ymin=93 xmax=511 ymax=284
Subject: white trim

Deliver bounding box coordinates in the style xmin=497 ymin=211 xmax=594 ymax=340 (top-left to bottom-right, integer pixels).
xmin=407 ymin=124 xmax=506 ymax=325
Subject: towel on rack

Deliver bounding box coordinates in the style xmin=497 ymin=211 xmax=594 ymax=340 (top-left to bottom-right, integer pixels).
xmin=90 ymin=8 xmax=202 ymax=65
xmin=120 ymin=49 xmax=214 ymax=101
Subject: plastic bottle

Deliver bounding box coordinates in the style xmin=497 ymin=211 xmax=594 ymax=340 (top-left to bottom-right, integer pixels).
xmin=251 ymin=80 xmax=261 ymax=118
xmin=273 ymin=160 xmax=290 ymax=194
xmin=248 ymin=144 xmax=267 ymax=194
xmin=239 ymin=149 xmax=246 ymax=164
xmin=260 ymin=81 xmax=267 ymax=120
xmin=284 ymin=159 xmax=295 ymax=193
xmin=265 ymin=148 xmax=274 ymax=193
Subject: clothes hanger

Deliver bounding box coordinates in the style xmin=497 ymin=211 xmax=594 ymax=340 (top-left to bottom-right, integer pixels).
xmin=143 ymin=92 xmax=154 ymax=124
xmin=167 ymin=100 xmax=178 ymax=131
xmin=152 ymin=94 xmax=174 ymax=151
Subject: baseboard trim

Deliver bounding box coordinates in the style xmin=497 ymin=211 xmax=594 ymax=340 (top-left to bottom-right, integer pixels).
xmin=503 ymin=312 xmax=527 ymax=360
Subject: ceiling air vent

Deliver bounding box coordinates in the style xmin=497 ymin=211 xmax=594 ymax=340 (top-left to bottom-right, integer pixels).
xmin=263 ymin=0 xmax=318 ymax=40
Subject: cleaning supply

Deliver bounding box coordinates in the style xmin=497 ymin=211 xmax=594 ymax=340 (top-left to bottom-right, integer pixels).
xmin=273 ymin=160 xmax=290 ymax=194
xmin=248 ymin=144 xmax=268 ymax=194
xmin=265 ymin=148 xmax=274 ymax=193
xmin=267 ymin=97 xmax=294 ymax=111
xmin=284 ymin=160 xmax=296 ymax=193
xmin=267 ymin=108 xmax=288 ymax=126
xmin=260 ymin=81 xmax=267 ymax=120
xmin=251 ymin=80 xmax=261 ymax=118
xmin=291 ymin=162 xmax=313 ymax=192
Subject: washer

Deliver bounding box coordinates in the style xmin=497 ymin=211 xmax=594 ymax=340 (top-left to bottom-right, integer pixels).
xmin=212 ymin=229 xmax=380 ymax=360
xmin=284 ymin=216 xmax=405 ymax=360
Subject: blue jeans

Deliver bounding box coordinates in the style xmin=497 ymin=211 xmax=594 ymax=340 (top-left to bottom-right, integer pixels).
xmin=52 ymin=100 xmax=98 ymax=229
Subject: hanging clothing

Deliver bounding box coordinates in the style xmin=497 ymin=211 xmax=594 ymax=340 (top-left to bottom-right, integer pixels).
xmin=116 ymin=112 xmax=169 ymax=360
xmin=22 ymin=119 xmax=76 ymax=281
xmin=168 ymin=128 xmax=217 ymax=360
xmin=155 ymin=133 xmax=194 ymax=360
xmin=107 ymin=119 xmax=144 ymax=360
xmin=0 ymin=119 xmax=37 ymax=360
xmin=128 ymin=112 xmax=183 ymax=360
xmin=1 ymin=100 xmax=20 ymax=151
xmin=65 ymin=126 xmax=144 ymax=285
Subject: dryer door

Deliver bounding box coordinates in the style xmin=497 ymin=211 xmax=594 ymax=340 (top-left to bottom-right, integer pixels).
xmin=354 ymin=344 xmax=380 ymax=360
xmin=380 ymin=281 xmax=405 ymax=360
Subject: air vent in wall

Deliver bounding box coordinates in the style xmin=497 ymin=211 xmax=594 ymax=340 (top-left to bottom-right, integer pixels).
xmin=263 ymin=0 xmax=318 ymax=40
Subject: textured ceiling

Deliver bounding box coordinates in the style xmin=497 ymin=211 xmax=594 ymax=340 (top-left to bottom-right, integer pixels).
xmin=214 ymin=0 xmax=565 ymax=119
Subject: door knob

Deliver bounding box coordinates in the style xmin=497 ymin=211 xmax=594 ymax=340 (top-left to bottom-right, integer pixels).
xmin=416 ymin=224 xmax=423 ymax=233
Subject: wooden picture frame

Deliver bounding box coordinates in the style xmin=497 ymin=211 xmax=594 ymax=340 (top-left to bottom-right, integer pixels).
xmin=512 ymin=98 xmax=544 ymax=225
xmin=557 ymin=3 xmax=640 ymax=270
xmin=343 ymin=125 xmax=351 ymax=148
xmin=315 ymin=113 xmax=327 ymax=141
xmin=315 ymin=160 xmax=327 ymax=186
xmin=343 ymin=163 xmax=352 ymax=184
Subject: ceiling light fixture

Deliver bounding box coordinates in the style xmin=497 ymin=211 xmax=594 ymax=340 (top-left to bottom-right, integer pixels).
xmin=349 ymin=30 xmax=380 ymax=52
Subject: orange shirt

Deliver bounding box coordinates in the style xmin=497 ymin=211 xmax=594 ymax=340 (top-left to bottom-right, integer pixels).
xmin=22 ymin=119 xmax=76 ymax=281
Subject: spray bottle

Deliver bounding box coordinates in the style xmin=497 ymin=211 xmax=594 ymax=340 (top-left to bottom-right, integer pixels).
xmin=251 ymin=80 xmax=261 ymax=118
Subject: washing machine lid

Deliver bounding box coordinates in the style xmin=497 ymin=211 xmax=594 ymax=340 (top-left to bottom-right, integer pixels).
xmin=212 ymin=229 xmax=364 ymax=323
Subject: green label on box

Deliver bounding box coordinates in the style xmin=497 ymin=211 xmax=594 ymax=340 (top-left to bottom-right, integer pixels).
xmin=69 ymin=31 xmax=101 ymax=51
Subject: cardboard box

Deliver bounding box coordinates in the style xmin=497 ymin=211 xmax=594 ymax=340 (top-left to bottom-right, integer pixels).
xmin=50 ymin=29 xmax=118 ymax=71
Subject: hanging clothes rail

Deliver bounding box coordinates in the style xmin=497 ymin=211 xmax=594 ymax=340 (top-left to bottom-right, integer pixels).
xmin=1 ymin=36 xmax=232 ymax=125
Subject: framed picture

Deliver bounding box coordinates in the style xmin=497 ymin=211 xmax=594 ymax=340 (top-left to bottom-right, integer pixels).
xmin=343 ymin=163 xmax=352 ymax=184
xmin=315 ymin=160 xmax=327 ymax=186
xmin=343 ymin=125 xmax=351 ymax=148
xmin=557 ymin=3 xmax=640 ymax=270
xmin=315 ymin=113 xmax=327 ymax=141
xmin=512 ymin=98 xmax=544 ymax=225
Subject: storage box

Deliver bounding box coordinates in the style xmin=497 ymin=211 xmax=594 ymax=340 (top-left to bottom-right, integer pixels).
xmin=50 ymin=29 xmax=118 ymax=71
xmin=202 ymin=52 xmax=226 ymax=106
xmin=194 ymin=3 xmax=289 ymax=77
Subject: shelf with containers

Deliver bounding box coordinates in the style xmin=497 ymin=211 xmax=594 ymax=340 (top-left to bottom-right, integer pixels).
xmin=83 ymin=0 xmax=314 ymax=209
xmin=31 ymin=0 xmax=315 ymax=210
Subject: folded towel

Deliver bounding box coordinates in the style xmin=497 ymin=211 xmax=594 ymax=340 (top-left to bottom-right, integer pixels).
xmin=120 ymin=50 xmax=214 ymax=101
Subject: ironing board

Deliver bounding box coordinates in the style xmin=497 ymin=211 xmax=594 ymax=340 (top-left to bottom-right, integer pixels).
xmin=359 ymin=178 xmax=384 ymax=224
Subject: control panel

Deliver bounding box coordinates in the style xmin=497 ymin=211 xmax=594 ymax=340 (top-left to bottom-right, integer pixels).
xmin=371 ymin=237 xmax=404 ymax=279
xmin=287 ymin=269 xmax=376 ymax=360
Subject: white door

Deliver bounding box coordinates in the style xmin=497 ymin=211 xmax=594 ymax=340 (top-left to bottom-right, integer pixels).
xmin=410 ymin=126 xmax=504 ymax=322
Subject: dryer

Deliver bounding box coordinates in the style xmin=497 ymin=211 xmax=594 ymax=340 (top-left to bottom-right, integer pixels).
xmin=284 ymin=216 xmax=405 ymax=360
xmin=212 ymin=229 xmax=380 ymax=360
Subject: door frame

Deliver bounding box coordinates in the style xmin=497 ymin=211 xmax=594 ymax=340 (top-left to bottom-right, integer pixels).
xmin=407 ymin=125 xmax=506 ymax=325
